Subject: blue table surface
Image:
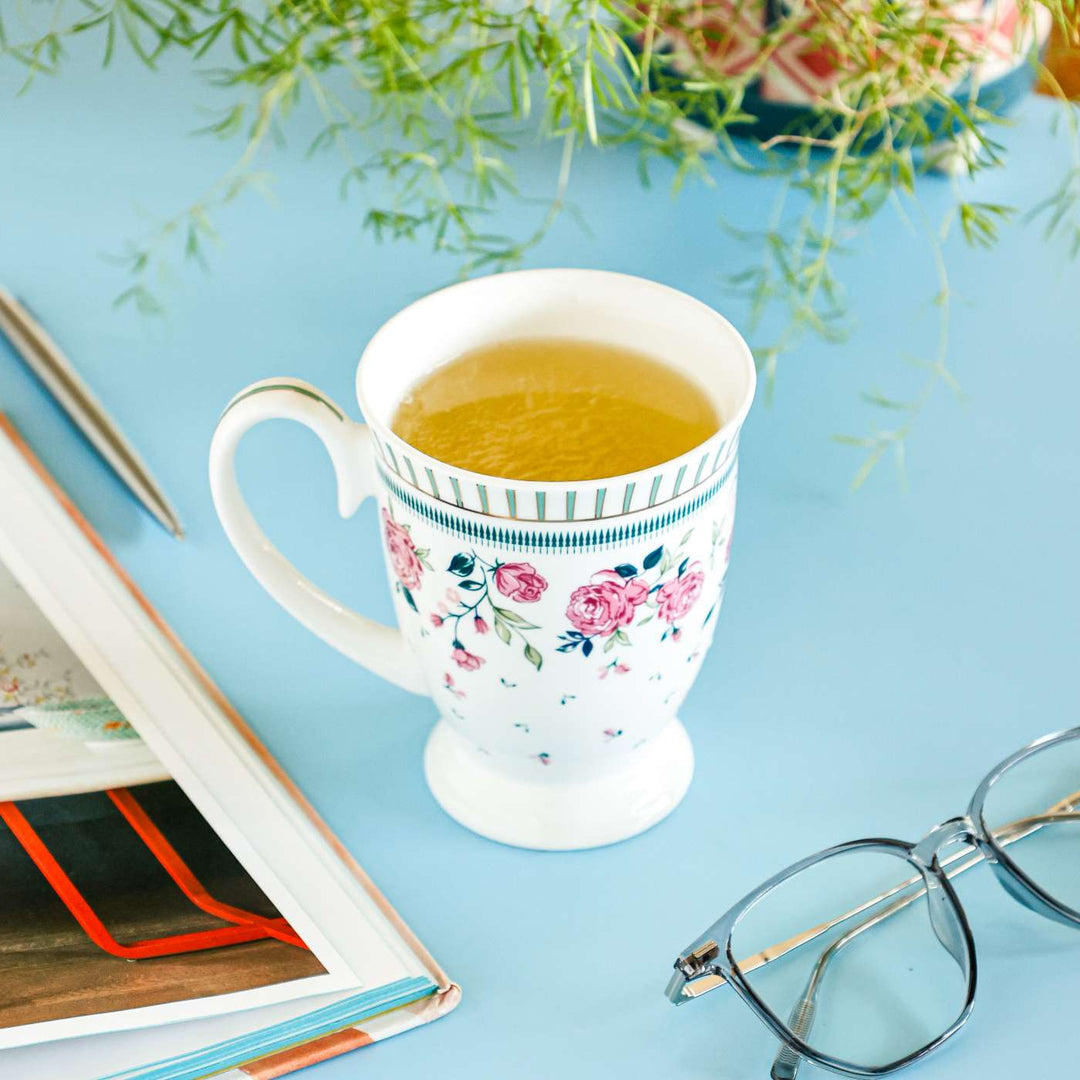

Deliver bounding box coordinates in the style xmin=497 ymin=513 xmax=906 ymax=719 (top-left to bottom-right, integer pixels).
xmin=2 ymin=37 xmax=1079 ymax=1080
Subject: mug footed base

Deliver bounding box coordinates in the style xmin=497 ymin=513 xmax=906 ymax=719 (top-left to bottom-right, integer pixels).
xmin=423 ymin=718 xmax=694 ymax=851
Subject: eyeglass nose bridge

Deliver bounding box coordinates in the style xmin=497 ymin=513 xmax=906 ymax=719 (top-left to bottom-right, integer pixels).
xmin=914 ymin=811 xmax=1080 ymax=930
xmin=906 ymin=817 xmax=978 ymax=972
xmin=911 ymin=815 xmax=978 ymax=867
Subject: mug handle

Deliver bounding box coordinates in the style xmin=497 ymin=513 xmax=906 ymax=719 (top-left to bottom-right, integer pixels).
xmin=209 ymin=378 xmax=428 ymax=696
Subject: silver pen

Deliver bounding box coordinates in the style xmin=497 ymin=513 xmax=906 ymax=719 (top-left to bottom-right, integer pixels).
xmin=0 ymin=287 xmax=185 ymax=539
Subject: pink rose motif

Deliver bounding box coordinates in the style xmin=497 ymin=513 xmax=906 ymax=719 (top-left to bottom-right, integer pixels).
xmin=495 ymin=562 xmax=549 ymax=603
xmin=382 ymin=508 xmax=422 ymax=590
xmin=0 ymin=677 xmax=18 ymax=694
xmin=656 ymin=564 xmax=706 ymax=624
xmin=474 ymin=615 xmax=490 ymax=635
xmin=566 ymin=570 xmax=649 ymax=637
xmin=452 ymin=647 xmax=485 ymax=671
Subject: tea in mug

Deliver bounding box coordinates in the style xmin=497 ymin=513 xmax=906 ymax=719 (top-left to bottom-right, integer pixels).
xmin=390 ymin=337 xmax=720 ymax=482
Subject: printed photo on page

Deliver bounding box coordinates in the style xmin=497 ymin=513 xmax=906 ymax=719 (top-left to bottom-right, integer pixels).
xmin=0 ymin=562 xmax=328 ymax=1036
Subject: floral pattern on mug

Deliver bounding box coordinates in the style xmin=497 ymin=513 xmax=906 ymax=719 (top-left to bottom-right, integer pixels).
xmin=494 ymin=562 xmax=549 ymax=603
xmin=709 ymin=517 xmax=733 ymax=572
xmin=382 ymin=508 xmax=432 ymax=612
xmin=430 ymin=551 xmax=547 ymax=672
xmin=443 ymin=672 xmax=466 ymax=699
xmin=567 ymin=571 xmax=648 ymax=637
xmin=656 ymin=563 xmax=705 ymax=624
xmin=597 ymin=660 xmax=631 ymax=679
xmin=558 ymin=533 xmax=708 ymax=657
xmin=452 ymin=646 xmax=485 ymax=671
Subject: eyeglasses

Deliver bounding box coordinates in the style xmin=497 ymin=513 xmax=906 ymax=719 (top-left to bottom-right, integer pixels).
xmin=667 ymin=728 xmax=1080 ymax=1078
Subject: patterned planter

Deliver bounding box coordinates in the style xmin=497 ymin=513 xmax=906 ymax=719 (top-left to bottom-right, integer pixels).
xmin=638 ymin=0 xmax=1051 ymax=140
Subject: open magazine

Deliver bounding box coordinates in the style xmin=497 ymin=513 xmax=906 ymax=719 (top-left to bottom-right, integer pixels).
xmin=0 ymin=415 xmax=458 ymax=1079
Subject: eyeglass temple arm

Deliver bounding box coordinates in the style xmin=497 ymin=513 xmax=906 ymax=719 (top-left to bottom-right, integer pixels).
xmin=767 ymin=805 xmax=1080 ymax=1080
xmin=673 ymin=786 xmax=1080 ymax=1006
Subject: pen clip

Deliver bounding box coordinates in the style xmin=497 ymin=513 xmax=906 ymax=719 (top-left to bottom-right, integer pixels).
xmin=0 ymin=287 xmax=184 ymax=538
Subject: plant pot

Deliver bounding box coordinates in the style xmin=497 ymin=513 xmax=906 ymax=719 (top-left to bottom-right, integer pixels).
xmin=635 ymin=0 xmax=1051 ymax=142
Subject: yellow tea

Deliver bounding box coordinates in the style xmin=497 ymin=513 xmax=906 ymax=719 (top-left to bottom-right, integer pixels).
xmin=390 ymin=338 xmax=720 ymax=482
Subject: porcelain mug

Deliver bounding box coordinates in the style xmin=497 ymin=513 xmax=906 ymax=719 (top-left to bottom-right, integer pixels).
xmin=209 ymin=269 xmax=755 ymax=850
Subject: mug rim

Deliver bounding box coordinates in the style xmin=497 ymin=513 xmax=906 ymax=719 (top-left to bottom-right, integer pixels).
xmin=355 ymin=269 xmax=755 ymax=521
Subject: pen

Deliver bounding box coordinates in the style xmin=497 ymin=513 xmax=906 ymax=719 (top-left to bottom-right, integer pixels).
xmin=0 ymin=287 xmax=185 ymax=539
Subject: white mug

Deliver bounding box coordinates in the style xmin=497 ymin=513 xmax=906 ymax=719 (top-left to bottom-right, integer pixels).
xmin=209 ymin=270 xmax=755 ymax=850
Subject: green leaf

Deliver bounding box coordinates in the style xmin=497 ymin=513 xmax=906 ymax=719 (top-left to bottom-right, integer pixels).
xmin=603 ymin=634 xmax=617 ymax=653
xmin=523 ymin=643 xmax=542 ymax=671
xmin=401 ymin=586 xmax=418 ymax=613
xmin=679 ymin=529 xmax=694 ymax=546
xmin=615 ymin=628 xmax=631 ymax=645
xmin=448 ymin=553 xmax=475 ymax=577
xmin=859 ymin=392 xmax=914 ymax=413
xmin=643 ymin=546 xmax=664 ymax=570
xmin=851 ymin=445 xmax=888 ymax=492
xmin=494 ymin=618 xmax=511 ymax=645
xmin=459 ymin=580 xmax=484 ymax=591
xmin=958 ymin=201 xmax=1016 ymax=250
xmin=491 ymin=606 xmax=538 ymax=629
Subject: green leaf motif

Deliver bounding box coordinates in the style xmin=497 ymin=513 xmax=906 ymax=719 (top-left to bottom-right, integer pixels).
xmin=614 ymin=628 xmax=630 ymax=645
xmin=603 ymin=634 xmax=617 ymax=653
xmin=523 ymin=643 xmax=542 ymax=671
xmin=459 ymin=579 xmax=484 ymax=591
xmin=401 ymin=586 xmax=418 ymax=612
xmin=643 ymin=546 xmax=664 ymax=570
xmin=680 ymin=529 xmax=694 ymax=546
xmin=448 ymin=553 xmax=475 ymax=577
xmin=494 ymin=618 xmax=511 ymax=645
xmin=492 ymin=605 xmax=539 ymax=630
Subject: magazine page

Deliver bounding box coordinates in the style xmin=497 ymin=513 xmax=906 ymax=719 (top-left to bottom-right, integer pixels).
xmin=0 ymin=557 xmax=347 ymax=1051
xmin=0 ymin=416 xmax=450 ymax=1077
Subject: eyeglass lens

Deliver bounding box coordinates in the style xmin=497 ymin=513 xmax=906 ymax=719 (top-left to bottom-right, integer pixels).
xmin=730 ymin=848 xmax=970 ymax=1072
xmin=981 ymin=736 xmax=1080 ymax=916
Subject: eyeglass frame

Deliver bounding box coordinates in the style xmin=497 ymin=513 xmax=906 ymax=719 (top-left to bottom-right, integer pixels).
xmin=667 ymin=727 xmax=1080 ymax=1078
